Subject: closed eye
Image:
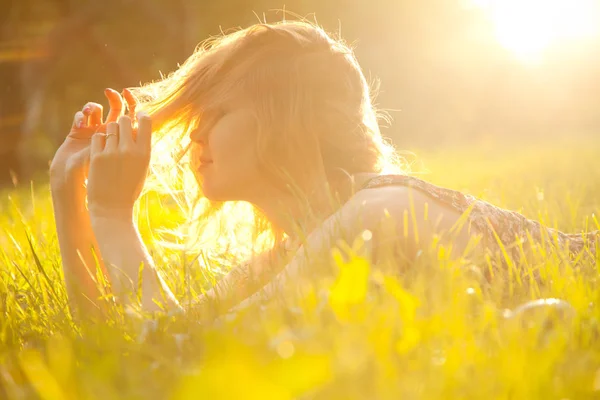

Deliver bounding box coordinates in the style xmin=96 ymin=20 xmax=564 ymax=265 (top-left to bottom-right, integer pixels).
xmin=189 ymin=109 xmax=225 ymax=143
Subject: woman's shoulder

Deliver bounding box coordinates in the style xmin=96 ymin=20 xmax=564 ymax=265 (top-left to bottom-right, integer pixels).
xmin=360 ymin=174 xmax=469 ymax=196
xmin=358 ymin=173 xmax=414 ymax=190
xmin=357 ymin=174 xmax=476 ymax=209
xmin=344 ymin=175 xmax=444 ymax=231
xmin=342 ymin=173 xmax=475 ymax=259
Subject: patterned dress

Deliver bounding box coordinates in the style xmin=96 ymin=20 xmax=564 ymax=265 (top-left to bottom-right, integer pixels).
xmin=360 ymin=174 xmax=599 ymax=280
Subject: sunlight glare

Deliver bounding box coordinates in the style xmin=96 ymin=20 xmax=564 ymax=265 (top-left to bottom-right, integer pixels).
xmin=473 ymin=0 xmax=600 ymax=63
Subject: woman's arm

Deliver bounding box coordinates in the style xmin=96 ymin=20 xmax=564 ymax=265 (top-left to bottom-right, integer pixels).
xmin=85 ymin=111 xmax=180 ymax=312
xmin=51 ymin=182 xmax=107 ymax=316
xmin=90 ymin=214 xmax=179 ymax=311
xmin=183 ymin=240 xmax=295 ymax=320
xmin=50 ymin=97 xmax=124 ymax=317
xmin=52 ymin=90 xmax=170 ymax=317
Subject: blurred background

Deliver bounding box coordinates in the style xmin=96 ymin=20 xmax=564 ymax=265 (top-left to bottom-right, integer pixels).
xmin=1 ymin=0 xmax=599 ymax=185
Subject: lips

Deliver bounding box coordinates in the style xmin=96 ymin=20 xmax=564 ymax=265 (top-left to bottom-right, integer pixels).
xmin=197 ymin=159 xmax=213 ymax=172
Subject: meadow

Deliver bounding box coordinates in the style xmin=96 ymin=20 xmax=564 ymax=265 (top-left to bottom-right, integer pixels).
xmin=1 ymin=137 xmax=599 ymax=399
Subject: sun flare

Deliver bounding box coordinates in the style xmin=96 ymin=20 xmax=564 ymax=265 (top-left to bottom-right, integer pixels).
xmin=472 ymin=0 xmax=600 ymax=63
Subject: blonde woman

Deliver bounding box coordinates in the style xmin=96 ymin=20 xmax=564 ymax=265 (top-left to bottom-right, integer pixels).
xmin=50 ymin=21 xmax=595 ymax=320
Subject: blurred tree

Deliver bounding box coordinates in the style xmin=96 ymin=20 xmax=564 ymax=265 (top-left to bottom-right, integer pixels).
xmin=0 ymin=0 xmax=35 ymax=183
xmin=1 ymin=0 xmax=197 ymax=183
xmin=0 ymin=0 xmax=599 ymax=183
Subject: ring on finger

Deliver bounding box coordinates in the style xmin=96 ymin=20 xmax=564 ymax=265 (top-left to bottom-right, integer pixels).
xmin=105 ymin=133 xmax=118 ymax=139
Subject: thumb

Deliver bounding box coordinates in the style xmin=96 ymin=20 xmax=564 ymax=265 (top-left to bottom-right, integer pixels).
xmin=66 ymin=147 xmax=91 ymax=176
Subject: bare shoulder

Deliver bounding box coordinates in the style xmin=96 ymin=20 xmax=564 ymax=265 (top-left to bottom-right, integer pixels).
xmin=337 ymin=184 xmax=471 ymax=258
xmin=348 ymin=184 xmax=412 ymax=212
xmin=314 ymin=185 xmax=412 ymax=244
xmin=348 ymin=183 xmax=466 ymax=226
xmin=336 ymin=184 xmax=413 ymax=227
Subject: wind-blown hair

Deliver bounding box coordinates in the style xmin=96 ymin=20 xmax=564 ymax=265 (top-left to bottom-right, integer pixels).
xmin=128 ymin=20 xmax=403 ymax=257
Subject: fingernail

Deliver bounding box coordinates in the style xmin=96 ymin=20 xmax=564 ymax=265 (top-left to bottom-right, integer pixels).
xmin=137 ymin=111 xmax=148 ymax=119
xmin=83 ymin=106 xmax=91 ymax=114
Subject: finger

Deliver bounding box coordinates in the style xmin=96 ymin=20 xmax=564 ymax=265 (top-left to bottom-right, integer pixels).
xmin=136 ymin=111 xmax=152 ymax=151
xmin=122 ymin=88 xmax=138 ymax=119
xmin=118 ymin=114 xmax=135 ymax=150
xmin=72 ymin=111 xmax=86 ymax=130
xmin=82 ymin=102 xmax=104 ymax=127
xmin=69 ymin=111 xmax=98 ymax=140
xmin=104 ymin=88 xmax=125 ymax=123
xmin=72 ymin=147 xmax=91 ymax=174
xmin=105 ymin=122 xmax=120 ymax=152
xmin=91 ymin=132 xmax=106 ymax=155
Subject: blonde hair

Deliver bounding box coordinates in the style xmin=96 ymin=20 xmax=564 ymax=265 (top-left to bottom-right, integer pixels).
xmin=129 ymin=19 xmax=403 ymax=257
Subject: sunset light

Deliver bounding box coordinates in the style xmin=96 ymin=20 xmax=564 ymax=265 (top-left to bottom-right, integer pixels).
xmin=472 ymin=0 xmax=600 ymax=62
xmin=4 ymin=2 xmax=600 ymax=398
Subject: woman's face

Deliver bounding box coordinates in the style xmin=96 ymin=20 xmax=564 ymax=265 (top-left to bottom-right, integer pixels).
xmin=189 ymin=103 xmax=267 ymax=201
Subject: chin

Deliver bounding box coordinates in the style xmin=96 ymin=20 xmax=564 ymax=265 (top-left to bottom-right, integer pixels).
xmin=200 ymin=180 xmax=222 ymax=201
xmin=199 ymin=178 xmax=235 ymax=202
xmin=203 ymin=191 xmax=228 ymax=202
xmin=194 ymin=170 xmax=220 ymax=200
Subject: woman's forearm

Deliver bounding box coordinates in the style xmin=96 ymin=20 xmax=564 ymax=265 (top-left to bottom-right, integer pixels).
xmin=90 ymin=214 xmax=179 ymax=312
xmin=186 ymin=262 xmax=262 ymax=321
xmin=185 ymin=242 xmax=292 ymax=321
xmin=51 ymin=187 xmax=107 ymax=317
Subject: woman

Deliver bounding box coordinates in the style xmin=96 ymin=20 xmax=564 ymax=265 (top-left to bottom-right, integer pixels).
xmin=50 ymin=20 xmax=595 ymax=320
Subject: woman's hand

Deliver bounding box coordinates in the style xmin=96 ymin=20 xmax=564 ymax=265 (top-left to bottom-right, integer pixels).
xmin=86 ymin=112 xmax=152 ymax=220
xmin=49 ymin=88 xmax=136 ymax=198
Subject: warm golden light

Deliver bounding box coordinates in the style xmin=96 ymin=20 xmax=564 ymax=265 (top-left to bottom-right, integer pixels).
xmin=473 ymin=0 xmax=600 ymax=63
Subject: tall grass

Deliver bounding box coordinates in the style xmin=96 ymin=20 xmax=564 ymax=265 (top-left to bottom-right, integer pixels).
xmin=1 ymin=139 xmax=599 ymax=399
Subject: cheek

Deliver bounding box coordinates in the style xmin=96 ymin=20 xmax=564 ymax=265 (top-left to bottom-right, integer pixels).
xmin=211 ymin=119 xmax=260 ymax=175
xmin=214 ymin=135 xmax=261 ymax=183
xmin=213 ymin=132 xmax=253 ymax=162
xmin=204 ymin=137 xmax=261 ymax=201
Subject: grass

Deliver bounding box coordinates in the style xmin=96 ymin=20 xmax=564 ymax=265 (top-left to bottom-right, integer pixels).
xmin=1 ymin=138 xmax=600 ymax=399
